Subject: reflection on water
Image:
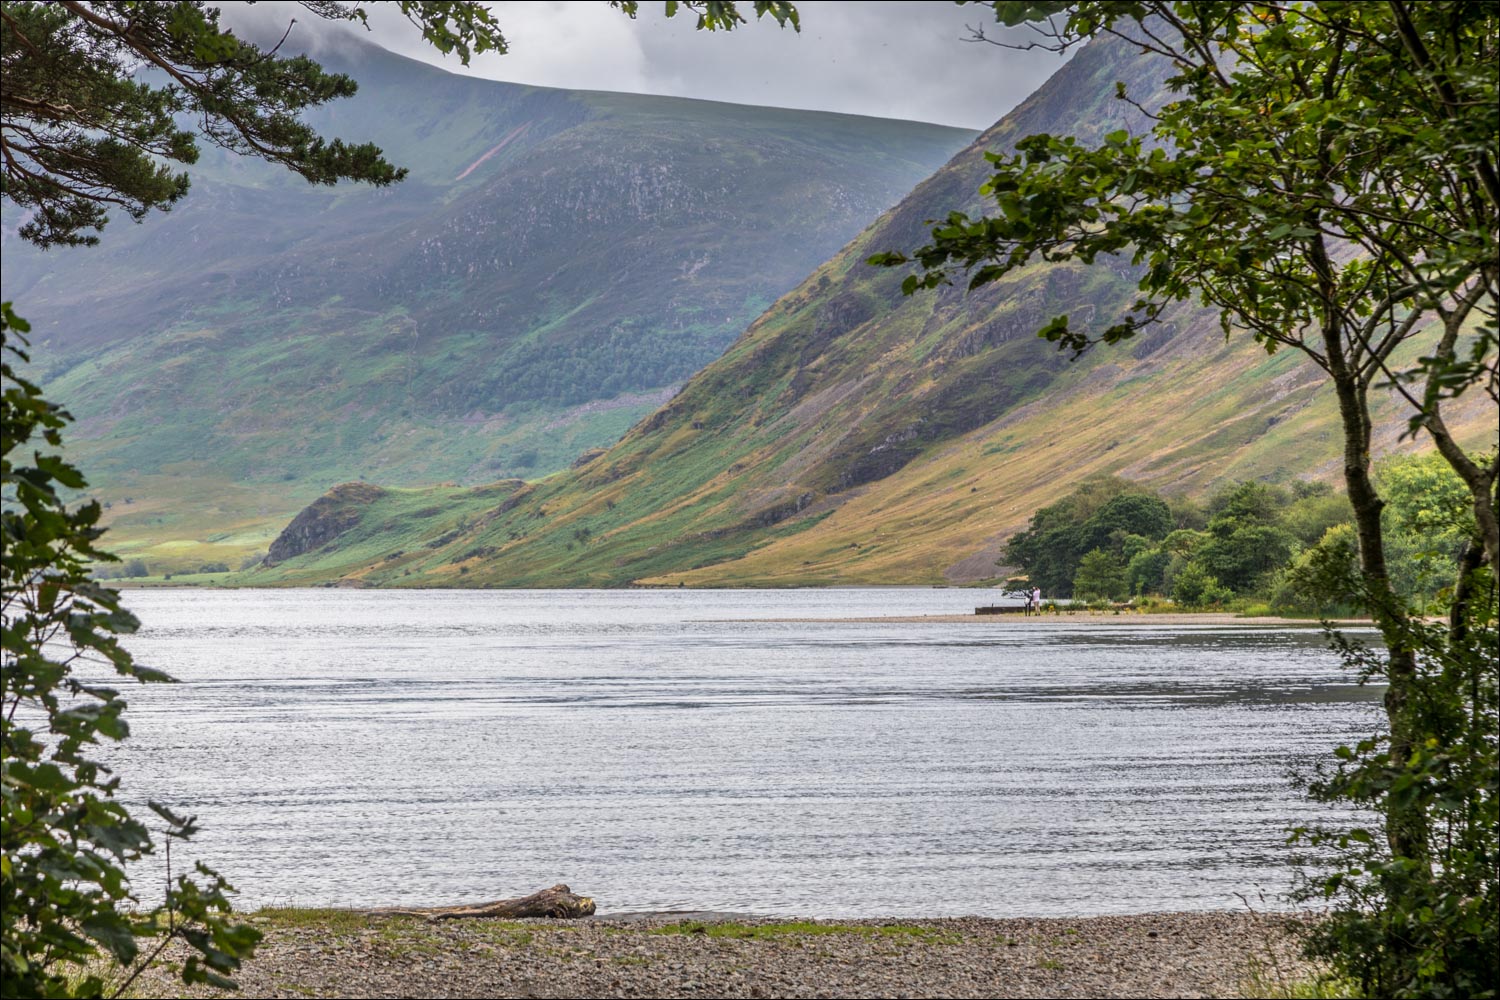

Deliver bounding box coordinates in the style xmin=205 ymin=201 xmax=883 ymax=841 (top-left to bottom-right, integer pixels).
xmin=106 ymin=589 xmax=1382 ymax=916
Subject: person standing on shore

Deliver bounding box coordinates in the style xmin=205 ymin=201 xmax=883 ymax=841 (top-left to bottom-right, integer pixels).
xmin=1032 ymin=586 xmax=1042 ymax=614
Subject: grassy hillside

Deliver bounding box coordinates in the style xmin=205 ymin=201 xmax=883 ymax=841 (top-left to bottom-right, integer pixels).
xmin=236 ymin=32 xmax=1494 ymax=590
xmin=0 ymin=37 xmax=973 ymax=572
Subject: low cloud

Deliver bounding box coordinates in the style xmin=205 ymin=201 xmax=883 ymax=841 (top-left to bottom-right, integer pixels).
xmin=222 ymin=1 xmax=1070 ymax=130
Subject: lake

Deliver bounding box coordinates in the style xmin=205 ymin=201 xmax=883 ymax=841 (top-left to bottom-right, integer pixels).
xmin=106 ymin=588 xmax=1381 ymax=917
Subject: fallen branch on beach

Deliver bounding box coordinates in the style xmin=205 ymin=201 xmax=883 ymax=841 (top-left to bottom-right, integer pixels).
xmin=361 ymin=884 xmax=596 ymax=921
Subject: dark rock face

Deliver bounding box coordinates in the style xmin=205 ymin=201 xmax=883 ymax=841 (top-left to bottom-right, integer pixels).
xmin=749 ymin=492 xmax=815 ymax=529
xmin=571 ymin=447 xmax=608 ymax=469
xmin=265 ymin=483 xmax=388 ymax=565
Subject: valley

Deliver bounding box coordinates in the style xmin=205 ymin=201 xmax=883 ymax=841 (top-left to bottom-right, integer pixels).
xmin=237 ymin=34 xmax=1492 ymax=590
xmin=1 ymin=35 xmax=973 ymax=573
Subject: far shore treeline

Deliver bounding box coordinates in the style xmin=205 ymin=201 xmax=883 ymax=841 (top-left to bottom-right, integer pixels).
xmin=1005 ymin=454 xmax=1473 ymax=615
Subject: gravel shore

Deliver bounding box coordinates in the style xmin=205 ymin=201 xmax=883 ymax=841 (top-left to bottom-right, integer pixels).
xmin=128 ymin=909 xmax=1319 ymax=999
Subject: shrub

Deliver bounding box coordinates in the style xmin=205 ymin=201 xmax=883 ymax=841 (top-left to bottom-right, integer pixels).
xmin=1171 ymin=560 xmax=1229 ymax=607
xmin=2 ymin=304 xmax=259 ymax=997
xmin=1294 ymin=610 xmax=1497 ymax=999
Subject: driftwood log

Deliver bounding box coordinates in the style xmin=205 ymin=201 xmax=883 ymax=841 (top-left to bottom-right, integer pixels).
xmin=363 ymin=884 xmax=595 ymax=921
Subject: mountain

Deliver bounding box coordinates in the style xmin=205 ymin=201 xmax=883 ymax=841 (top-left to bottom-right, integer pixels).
xmin=0 ymin=34 xmax=974 ymax=570
xmin=241 ymin=33 xmax=1494 ymax=589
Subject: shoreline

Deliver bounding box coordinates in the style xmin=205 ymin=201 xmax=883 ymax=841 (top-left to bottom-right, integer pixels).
xmin=108 ymin=585 xmax=1377 ymax=632
xmin=729 ymin=612 xmax=1372 ymax=627
xmin=131 ymin=908 xmax=1320 ymax=999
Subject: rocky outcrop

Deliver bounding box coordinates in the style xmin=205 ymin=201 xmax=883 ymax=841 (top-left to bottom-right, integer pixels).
xmin=264 ymin=483 xmax=387 ymax=565
xmin=571 ymin=447 xmax=608 ymax=469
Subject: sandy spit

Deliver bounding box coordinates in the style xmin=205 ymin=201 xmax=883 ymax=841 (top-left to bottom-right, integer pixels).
xmin=127 ymin=909 xmax=1321 ymax=999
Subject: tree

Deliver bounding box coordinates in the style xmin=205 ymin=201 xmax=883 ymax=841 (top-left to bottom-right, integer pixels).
xmin=1294 ymin=600 xmax=1497 ymax=998
xmin=1272 ymin=523 xmax=1361 ymax=616
xmin=1381 ymin=451 xmax=1480 ymax=557
xmin=1004 ymin=474 xmax=1155 ymax=595
xmin=1071 ymin=547 xmax=1128 ymax=600
xmin=1377 ymin=452 xmax=1486 ymax=608
xmin=1076 ymin=491 xmax=1172 ymax=554
xmin=1195 ymin=482 xmax=1297 ymax=592
xmin=877 ymin=0 xmax=1492 ymax=811
xmin=1281 ymin=484 xmax=1353 ymax=548
xmin=877 ymin=0 xmax=1497 ymax=581
xmin=875 ymin=2 xmax=1497 ymax=991
xmin=1007 ymin=477 xmax=1191 ymax=596
xmin=2 ymin=3 xmax=800 ymax=995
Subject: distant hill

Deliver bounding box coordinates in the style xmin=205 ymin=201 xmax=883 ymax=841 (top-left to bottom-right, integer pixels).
xmin=0 ymin=35 xmax=973 ymax=570
xmin=241 ymin=34 xmax=1493 ymax=589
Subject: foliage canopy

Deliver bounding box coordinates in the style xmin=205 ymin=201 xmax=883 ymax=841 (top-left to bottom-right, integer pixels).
xmin=877 ymin=0 xmax=1499 ymax=576
xmin=887 ymin=3 xmax=1498 ymax=993
xmin=2 ymin=303 xmax=263 ymax=998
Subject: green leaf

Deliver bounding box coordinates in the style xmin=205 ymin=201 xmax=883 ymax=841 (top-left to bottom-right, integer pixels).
xmin=80 ymin=912 xmax=140 ymax=965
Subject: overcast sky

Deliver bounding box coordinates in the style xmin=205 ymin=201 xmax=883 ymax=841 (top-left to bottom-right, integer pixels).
xmin=224 ymin=2 xmax=1072 ymax=131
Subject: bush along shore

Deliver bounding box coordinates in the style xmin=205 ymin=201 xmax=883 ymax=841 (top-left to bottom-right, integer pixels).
xmin=121 ymin=908 xmax=1327 ymax=999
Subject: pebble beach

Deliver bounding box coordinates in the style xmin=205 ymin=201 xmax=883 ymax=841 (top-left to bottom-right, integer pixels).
xmin=129 ymin=909 xmax=1320 ymax=999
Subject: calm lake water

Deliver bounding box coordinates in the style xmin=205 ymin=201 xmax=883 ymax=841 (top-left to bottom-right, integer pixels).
xmin=106 ymin=589 xmax=1382 ymax=917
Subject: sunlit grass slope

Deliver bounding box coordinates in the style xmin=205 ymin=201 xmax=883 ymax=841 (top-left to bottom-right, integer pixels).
xmin=227 ymin=35 xmax=1499 ymax=589
xmin=2 ymin=36 xmax=974 ymax=574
